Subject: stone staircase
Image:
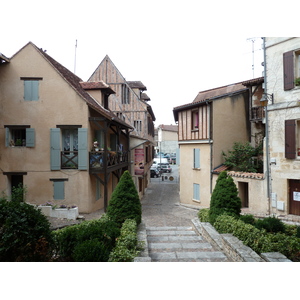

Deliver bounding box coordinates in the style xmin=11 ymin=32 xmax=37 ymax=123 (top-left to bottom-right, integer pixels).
xmin=147 ymin=226 xmax=230 ymax=262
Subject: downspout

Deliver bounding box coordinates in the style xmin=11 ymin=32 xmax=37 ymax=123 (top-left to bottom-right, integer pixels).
xmin=262 ymin=37 xmax=271 ymax=215
xmin=207 ymin=101 xmax=213 ymax=194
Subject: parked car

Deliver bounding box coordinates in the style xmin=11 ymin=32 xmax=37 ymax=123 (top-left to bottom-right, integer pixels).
xmin=150 ymin=168 xmax=161 ymax=178
xmin=158 ymin=164 xmax=172 ymax=173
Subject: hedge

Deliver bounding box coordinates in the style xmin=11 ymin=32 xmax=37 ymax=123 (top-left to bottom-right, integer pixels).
xmin=108 ymin=219 xmax=143 ymax=262
xmin=213 ymin=214 xmax=300 ymax=261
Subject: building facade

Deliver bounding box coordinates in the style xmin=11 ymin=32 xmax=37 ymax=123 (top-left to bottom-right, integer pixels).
xmin=88 ymin=56 xmax=156 ymax=198
xmin=264 ymin=37 xmax=300 ymax=216
xmin=0 ymin=42 xmax=131 ymax=213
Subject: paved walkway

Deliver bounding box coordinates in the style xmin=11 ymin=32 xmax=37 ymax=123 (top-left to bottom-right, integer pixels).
xmin=140 ymin=179 xmax=230 ymax=262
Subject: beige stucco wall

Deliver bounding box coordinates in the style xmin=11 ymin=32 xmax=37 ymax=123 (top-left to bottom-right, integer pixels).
xmin=179 ymin=143 xmax=211 ymax=207
xmin=212 ymin=94 xmax=250 ymax=167
xmin=0 ymin=43 xmax=116 ymax=213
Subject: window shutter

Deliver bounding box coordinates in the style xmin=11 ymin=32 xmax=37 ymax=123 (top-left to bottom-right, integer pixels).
xmin=176 ymin=148 xmax=180 ymax=165
xmin=193 ymin=183 xmax=200 ymax=201
xmin=31 ymin=81 xmax=39 ymax=100
xmin=78 ymin=128 xmax=88 ymax=170
xmin=53 ymin=181 xmax=65 ymax=200
xmin=50 ymin=128 xmax=61 ymax=170
xmin=193 ymin=148 xmax=200 ymax=168
xmin=283 ymin=51 xmax=295 ymax=91
xmin=285 ymin=119 xmax=296 ymax=159
xmin=5 ymin=127 xmax=10 ymax=147
xmin=26 ymin=128 xmax=35 ymax=147
xmin=24 ymin=81 xmax=31 ymax=100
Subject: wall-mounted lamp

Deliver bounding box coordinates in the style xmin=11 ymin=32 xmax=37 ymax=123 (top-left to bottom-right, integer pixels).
xmin=260 ymin=93 xmax=274 ymax=107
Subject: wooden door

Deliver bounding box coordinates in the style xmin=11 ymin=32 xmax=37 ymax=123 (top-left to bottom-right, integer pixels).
xmin=289 ymin=179 xmax=300 ymax=215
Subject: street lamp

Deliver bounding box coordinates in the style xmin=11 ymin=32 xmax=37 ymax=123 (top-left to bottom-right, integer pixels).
xmin=260 ymin=93 xmax=274 ymax=107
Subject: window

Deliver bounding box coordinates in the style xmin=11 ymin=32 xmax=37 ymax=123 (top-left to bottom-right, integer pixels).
xmin=50 ymin=127 xmax=88 ymax=170
xmin=121 ymin=84 xmax=130 ymax=104
xmin=283 ymin=50 xmax=300 ymax=90
xmin=5 ymin=126 xmax=35 ymax=147
xmin=284 ymin=119 xmax=300 ymax=159
xmin=21 ymin=77 xmax=42 ymax=101
xmin=193 ymin=148 xmax=200 ymax=169
xmin=134 ymin=120 xmax=142 ymax=133
xmin=192 ymin=110 xmax=199 ymax=130
xmin=50 ymin=179 xmax=68 ymax=200
xmin=193 ymin=183 xmax=200 ymax=202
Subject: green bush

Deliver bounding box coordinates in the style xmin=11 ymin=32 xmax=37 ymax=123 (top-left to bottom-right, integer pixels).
xmin=73 ymin=239 xmax=110 ymax=262
xmin=108 ymin=219 xmax=142 ymax=262
xmin=198 ymin=208 xmax=210 ymax=222
xmin=209 ymin=171 xmax=241 ymax=225
xmin=52 ymin=214 xmax=120 ymax=261
xmin=297 ymin=226 xmax=300 ymax=238
xmin=239 ymin=214 xmax=256 ymax=225
xmin=213 ymin=214 xmax=300 ymax=261
xmin=254 ymin=216 xmax=285 ymax=233
xmin=107 ymin=171 xmax=142 ymax=228
xmin=0 ymin=199 xmax=53 ymax=261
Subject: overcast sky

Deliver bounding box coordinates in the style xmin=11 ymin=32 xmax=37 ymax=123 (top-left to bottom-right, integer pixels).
xmin=1 ymin=0 xmax=295 ymax=126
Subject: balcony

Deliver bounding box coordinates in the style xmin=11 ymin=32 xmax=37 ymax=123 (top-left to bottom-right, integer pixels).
xmin=250 ymin=106 xmax=265 ymax=122
xmin=61 ymin=151 xmax=78 ymax=169
xmin=89 ymin=150 xmax=129 ymax=173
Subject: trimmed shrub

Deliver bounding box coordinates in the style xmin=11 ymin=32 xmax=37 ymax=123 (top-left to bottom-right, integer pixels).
xmin=73 ymin=239 xmax=110 ymax=262
xmin=239 ymin=214 xmax=256 ymax=225
xmin=209 ymin=171 xmax=241 ymax=225
xmin=254 ymin=216 xmax=285 ymax=233
xmin=0 ymin=199 xmax=53 ymax=261
xmin=213 ymin=214 xmax=300 ymax=261
xmin=52 ymin=214 xmax=120 ymax=261
xmin=108 ymin=219 xmax=142 ymax=262
xmin=106 ymin=171 xmax=142 ymax=228
xmin=198 ymin=208 xmax=210 ymax=222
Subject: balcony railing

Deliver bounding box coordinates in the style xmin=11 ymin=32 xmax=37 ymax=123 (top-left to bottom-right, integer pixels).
xmin=250 ymin=106 xmax=265 ymax=121
xmin=61 ymin=151 xmax=78 ymax=169
xmin=89 ymin=150 xmax=129 ymax=171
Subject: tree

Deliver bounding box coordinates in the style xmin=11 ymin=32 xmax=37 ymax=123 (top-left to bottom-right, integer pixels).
xmin=222 ymin=141 xmax=263 ymax=173
xmin=106 ymin=171 xmax=141 ymax=227
xmin=209 ymin=171 xmax=241 ymax=225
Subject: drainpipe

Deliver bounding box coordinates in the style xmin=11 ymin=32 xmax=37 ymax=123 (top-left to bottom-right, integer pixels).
xmin=262 ymin=37 xmax=271 ymax=215
xmin=207 ymin=101 xmax=213 ymax=194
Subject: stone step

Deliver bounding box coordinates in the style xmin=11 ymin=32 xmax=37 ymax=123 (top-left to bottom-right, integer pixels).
xmin=146 ymin=225 xmax=230 ymax=262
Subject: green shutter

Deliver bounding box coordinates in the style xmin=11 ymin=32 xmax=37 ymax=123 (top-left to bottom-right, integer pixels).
xmin=54 ymin=181 xmax=64 ymax=200
xmin=78 ymin=128 xmax=88 ymax=170
xmin=50 ymin=128 xmax=61 ymax=170
xmin=26 ymin=128 xmax=35 ymax=147
xmin=24 ymin=81 xmax=31 ymax=100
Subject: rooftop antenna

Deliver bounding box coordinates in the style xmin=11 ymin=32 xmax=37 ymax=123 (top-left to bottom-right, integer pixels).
xmin=74 ymin=39 xmax=77 ymax=74
xmin=247 ymin=37 xmax=258 ymax=78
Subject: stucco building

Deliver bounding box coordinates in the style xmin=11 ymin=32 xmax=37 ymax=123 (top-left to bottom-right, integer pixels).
xmin=173 ymin=78 xmax=266 ymax=212
xmin=0 ymin=42 xmax=132 ymax=213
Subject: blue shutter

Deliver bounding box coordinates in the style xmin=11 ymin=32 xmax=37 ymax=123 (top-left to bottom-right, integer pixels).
xmin=78 ymin=128 xmax=88 ymax=170
xmin=50 ymin=128 xmax=61 ymax=170
xmin=24 ymin=81 xmax=31 ymax=100
xmin=193 ymin=148 xmax=200 ymax=168
xmin=176 ymin=148 xmax=180 ymax=165
xmin=54 ymin=181 xmax=64 ymax=200
xmin=193 ymin=183 xmax=200 ymax=201
xmin=26 ymin=128 xmax=35 ymax=147
xmin=24 ymin=80 xmax=39 ymax=101
xmin=5 ymin=127 xmax=10 ymax=147
xmin=31 ymin=80 xmax=39 ymax=100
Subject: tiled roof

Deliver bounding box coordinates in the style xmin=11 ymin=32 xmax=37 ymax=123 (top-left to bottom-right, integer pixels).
xmin=242 ymin=77 xmax=264 ymax=86
xmin=227 ymin=171 xmax=264 ymax=180
xmin=127 ymin=81 xmax=147 ymax=90
xmin=213 ymin=164 xmax=229 ymax=173
xmin=141 ymin=92 xmax=150 ymax=101
xmin=80 ymin=81 xmax=115 ymax=93
xmin=26 ymin=42 xmax=131 ymax=129
xmin=158 ymin=124 xmax=178 ymax=132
